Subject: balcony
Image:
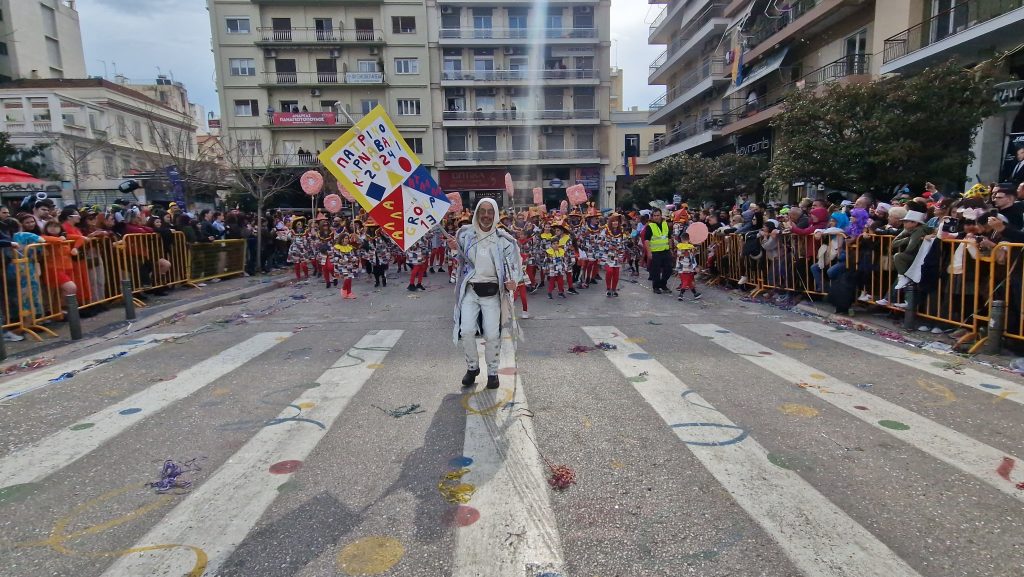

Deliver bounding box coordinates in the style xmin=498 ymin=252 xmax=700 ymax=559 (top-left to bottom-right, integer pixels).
xmin=442 ymin=109 xmax=599 ymax=123
xmin=439 ymin=27 xmax=597 ymax=41
xmin=648 ymin=57 xmax=728 ymax=123
xmin=268 ymin=111 xmax=355 ymax=129
xmin=271 ymin=153 xmax=322 ymax=167
xmin=648 ymin=114 xmax=728 ymax=161
xmin=440 ymin=69 xmax=598 ymax=85
xmin=648 ymin=3 xmax=728 ymax=84
xmin=882 ymin=0 xmax=1024 ymax=74
xmin=444 ymin=148 xmax=601 ymax=165
xmin=260 ymin=71 xmax=384 ymax=86
xmin=741 ymin=0 xmax=864 ymax=66
xmin=255 ymin=27 xmax=383 ymax=45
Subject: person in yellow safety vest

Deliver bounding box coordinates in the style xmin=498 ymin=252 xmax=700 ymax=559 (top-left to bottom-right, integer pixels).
xmin=639 ymin=208 xmax=674 ymax=294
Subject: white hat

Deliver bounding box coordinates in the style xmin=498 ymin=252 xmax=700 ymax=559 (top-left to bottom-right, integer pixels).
xmin=840 ymin=200 xmax=854 ymax=207
xmin=875 ymin=202 xmax=892 ymax=213
xmin=901 ymin=210 xmax=927 ymax=224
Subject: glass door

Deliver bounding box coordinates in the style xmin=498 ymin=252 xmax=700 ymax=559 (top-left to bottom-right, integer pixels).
xmin=844 ymin=29 xmax=867 ymax=75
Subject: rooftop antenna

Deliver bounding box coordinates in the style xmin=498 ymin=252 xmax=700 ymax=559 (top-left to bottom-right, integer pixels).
xmin=97 ymin=59 xmax=108 ymax=79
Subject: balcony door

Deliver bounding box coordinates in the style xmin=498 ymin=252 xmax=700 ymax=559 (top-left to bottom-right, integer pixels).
xmin=275 ymin=59 xmax=296 ymax=84
xmin=930 ymin=0 xmax=970 ymax=44
xmin=844 ymin=29 xmax=867 ymax=75
xmin=314 ymin=18 xmax=334 ymax=42
xmin=316 ymin=59 xmax=338 ymax=83
xmin=271 ymin=18 xmax=291 ymax=42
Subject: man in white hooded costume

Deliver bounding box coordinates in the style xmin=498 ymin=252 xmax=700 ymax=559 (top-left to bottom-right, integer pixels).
xmin=448 ymin=198 xmax=524 ymax=388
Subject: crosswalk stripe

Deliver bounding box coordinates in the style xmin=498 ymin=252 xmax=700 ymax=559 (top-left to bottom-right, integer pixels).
xmin=453 ymin=339 xmax=565 ymax=577
xmin=0 ymin=333 xmax=185 ymax=401
xmin=785 ymin=321 xmax=1024 ymax=406
xmin=98 ymin=330 xmax=402 ymax=577
xmin=687 ymin=323 xmax=1024 ymax=499
xmin=0 ymin=332 xmax=292 ymax=488
xmin=582 ymin=326 xmax=922 ymax=577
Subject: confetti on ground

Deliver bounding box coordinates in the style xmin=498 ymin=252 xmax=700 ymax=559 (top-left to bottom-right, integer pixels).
xmin=47 ymin=351 xmax=129 ymax=383
xmin=438 ymin=468 xmax=476 ymax=504
xmin=146 ymin=458 xmax=201 ymax=493
xmin=568 ymin=342 xmax=617 ymax=354
xmin=372 ymin=404 xmax=425 ymax=419
xmin=855 ymin=383 xmax=874 ymax=389
xmin=0 ymin=357 xmax=54 ymax=376
xmin=548 ymin=465 xmax=577 ymax=491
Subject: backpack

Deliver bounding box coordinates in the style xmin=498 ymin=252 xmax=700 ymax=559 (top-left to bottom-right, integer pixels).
xmin=742 ymin=231 xmax=763 ymax=260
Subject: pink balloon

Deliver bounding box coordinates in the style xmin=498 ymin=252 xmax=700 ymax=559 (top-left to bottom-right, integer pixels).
xmin=504 ymin=172 xmax=514 ymax=197
xmin=447 ymin=192 xmax=463 ymax=214
xmin=686 ymin=221 xmax=709 ymax=245
xmin=324 ymin=194 xmax=343 ymax=214
xmin=566 ymin=184 xmax=587 ymax=206
xmin=338 ymin=187 xmax=355 ymax=202
xmin=532 ymin=187 xmax=543 ymax=205
xmin=559 ymin=200 xmax=568 ymax=213
xmin=300 ymin=171 xmax=323 ymax=196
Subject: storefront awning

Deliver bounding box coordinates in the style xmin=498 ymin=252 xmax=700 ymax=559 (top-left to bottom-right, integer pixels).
xmin=724 ymin=45 xmax=789 ymax=98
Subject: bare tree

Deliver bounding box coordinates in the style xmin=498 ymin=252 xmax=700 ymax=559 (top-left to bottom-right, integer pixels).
xmin=215 ymin=132 xmax=297 ymax=273
xmin=127 ymin=109 xmax=228 ymax=204
xmin=44 ymin=132 xmax=112 ymax=207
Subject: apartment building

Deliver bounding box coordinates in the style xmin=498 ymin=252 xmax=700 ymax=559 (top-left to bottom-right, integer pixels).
xmin=431 ymin=1 xmax=613 ymax=208
xmin=879 ymin=0 xmax=1024 ymax=183
xmin=208 ymin=0 xmax=434 ymax=175
xmin=0 ymin=78 xmax=202 ymax=206
xmin=647 ymin=0 xmax=877 ymax=170
xmin=0 ymin=0 xmax=87 ymax=82
xmin=609 ymin=106 xmax=664 ymax=207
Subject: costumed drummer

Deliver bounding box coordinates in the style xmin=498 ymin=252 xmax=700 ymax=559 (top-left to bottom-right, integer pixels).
xmin=448 ymin=198 xmax=524 ymax=390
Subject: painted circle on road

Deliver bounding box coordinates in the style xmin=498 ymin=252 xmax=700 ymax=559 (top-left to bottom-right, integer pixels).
xmin=461 ymin=389 xmax=513 ymax=416
xmin=296 ymin=402 xmax=316 ymax=410
xmin=878 ymin=420 xmax=911 ymax=431
xmin=624 ymin=337 xmax=647 ymax=344
xmin=269 ymin=460 xmax=303 ymax=474
xmin=779 ymin=403 xmax=819 ymax=418
xmin=448 ymin=456 xmax=473 ymax=468
xmin=782 ymin=342 xmax=809 ymax=350
xmin=767 ymin=453 xmax=794 ymax=470
xmin=980 ymin=383 xmax=1002 ymax=390
xmin=628 ymin=352 xmax=652 ymax=360
xmin=715 ymin=329 xmax=730 ymax=333
xmin=449 ymin=505 xmax=480 ymax=527
xmin=69 ymin=423 xmax=94 ymax=431
xmin=337 ymin=536 xmax=404 ymax=575
xmin=0 ymin=482 xmax=42 ymax=504
xmin=853 ymin=405 xmax=870 ymax=411
xmin=809 ymin=373 xmax=826 ymax=380
xmin=670 ymin=422 xmax=748 ymax=447
xmin=276 ymin=480 xmax=300 ymax=493
xmin=118 ymin=408 xmax=142 ymax=415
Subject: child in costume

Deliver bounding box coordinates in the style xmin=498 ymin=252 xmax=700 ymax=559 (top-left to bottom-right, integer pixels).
xmin=544 ymin=221 xmax=570 ymax=298
xmin=600 ymin=212 xmax=629 ymax=297
xmin=363 ymin=223 xmax=391 ymax=288
xmin=335 ymin=235 xmax=360 ymax=299
xmin=287 ymin=216 xmax=311 ymax=280
xmin=675 ymin=236 xmax=702 ymax=301
xmin=578 ymin=206 xmax=602 ymax=288
xmin=405 ymin=236 xmax=428 ymax=291
xmin=318 ymin=244 xmax=337 ymax=289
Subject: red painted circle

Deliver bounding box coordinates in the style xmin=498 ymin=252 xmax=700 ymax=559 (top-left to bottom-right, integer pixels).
xmin=759 ymin=351 xmax=773 ymax=356
xmin=269 ymin=460 xmax=302 ymax=474
xmin=853 ymin=406 xmax=869 ymax=411
xmin=451 ymin=505 xmax=480 ymax=527
xmin=497 ymin=367 xmax=517 ymax=375
xmin=398 ymin=157 xmax=413 ymax=172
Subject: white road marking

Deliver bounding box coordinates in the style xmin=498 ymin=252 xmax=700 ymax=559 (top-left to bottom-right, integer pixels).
xmin=453 ymin=339 xmax=566 ymax=577
xmin=785 ymin=321 xmax=1024 ymax=406
xmin=98 ymin=330 xmax=401 ymax=577
xmin=0 ymin=332 xmax=291 ymax=488
xmin=687 ymin=324 xmax=1024 ymax=499
xmin=582 ymin=326 xmax=921 ymax=577
xmin=0 ymin=334 xmax=184 ymax=401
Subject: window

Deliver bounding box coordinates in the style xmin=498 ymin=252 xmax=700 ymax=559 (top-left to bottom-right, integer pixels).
xmin=397 ymin=99 xmax=420 ymax=116
xmin=475 ymin=89 xmax=495 ymax=112
xmin=509 ymin=9 xmax=528 ymax=38
xmin=394 ymin=58 xmax=419 ymax=75
xmin=234 ymin=99 xmax=258 ymax=117
xmin=357 ymin=60 xmax=379 ymax=73
xmin=447 ymin=129 xmax=468 ymax=152
xmin=116 ymin=115 xmax=126 ymax=137
xmin=406 ymin=137 xmax=423 ymax=154
xmin=320 ymin=100 xmax=337 ymax=113
xmin=478 ymin=128 xmax=497 ymax=151
xmin=472 ymin=8 xmax=492 ymax=38
xmin=132 ymin=119 xmax=142 ymax=141
xmin=226 ymin=17 xmax=250 ymax=34
xmin=391 ymin=16 xmax=416 ymax=34
xmin=121 ymin=157 xmax=132 ymax=174
xmin=0 ymin=42 xmax=7 ymax=56
xmin=239 ymin=139 xmax=262 ymax=156
xmin=46 ymin=37 xmax=62 ymax=68
xmin=546 ymin=8 xmax=563 ymax=29
xmin=149 ymin=124 xmax=158 ymax=142
xmin=229 ymin=58 xmax=256 ymax=76
xmin=360 ymin=99 xmax=379 ymax=114
xmin=103 ymin=155 xmax=117 ymax=178
xmin=279 ymin=100 xmax=299 ymax=113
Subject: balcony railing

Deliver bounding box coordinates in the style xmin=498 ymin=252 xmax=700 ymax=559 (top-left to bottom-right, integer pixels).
xmin=650 ymin=5 xmax=668 ymax=34
xmin=440 ymin=27 xmax=597 ymax=39
xmin=747 ymin=0 xmax=821 ymax=51
xmin=650 ymin=115 xmax=728 ymax=153
xmin=649 ymin=3 xmax=727 ymax=77
xmin=883 ymin=0 xmax=1024 ymax=64
xmin=442 ymin=109 xmax=599 ymax=121
xmin=345 ymin=72 xmax=384 ymax=84
xmin=271 ymin=153 xmax=322 ymax=167
xmin=256 ymin=27 xmax=384 ymax=43
xmin=444 ymin=149 xmax=599 ymax=161
xmin=261 ymin=71 xmax=383 ymax=85
xmin=649 ymin=57 xmax=726 ymax=111
xmin=441 ymin=69 xmax=597 ymax=81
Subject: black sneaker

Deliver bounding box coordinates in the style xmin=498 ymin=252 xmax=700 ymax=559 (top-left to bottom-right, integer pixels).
xmin=429 ymin=267 xmax=435 ymax=273
xmin=558 ymin=292 xmax=566 ymax=299
xmin=529 ymin=286 xmax=540 ymax=295
xmin=462 ymin=368 xmax=480 ymax=387
xmin=416 ymin=283 xmax=425 ymax=290
xmin=567 ymin=288 xmax=579 ymax=295
xmin=548 ymin=293 xmax=553 ymax=299
xmin=612 ymin=291 xmax=619 ymax=297
xmin=333 ymin=279 xmax=338 ymax=287
xmin=678 ymin=294 xmax=684 ymax=301
xmin=607 ymin=291 xmax=612 ymax=297
xmin=486 ymin=375 xmax=500 ymax=389
xmin=438 ymin=267 xmax=445 ymax=273
xmin=653 ymin=288 xmax=662 ymax=294
xmin=407 ymin=284 xmax=417 ymax=291
xmin=693 ymin=292 xmax=702 ymax=300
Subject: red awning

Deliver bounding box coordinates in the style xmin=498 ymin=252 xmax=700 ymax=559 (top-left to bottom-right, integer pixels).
xmin=0 ymin=166 xmax=45 ymax=183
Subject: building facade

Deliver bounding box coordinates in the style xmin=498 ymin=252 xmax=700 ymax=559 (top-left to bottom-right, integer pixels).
xmin=0 ymin=0 xmax=87 ymax=82
xmin=609 ymin=107 xmax=663 ymax=208
xmin=430 ymin=0 xmax=613 ymax=209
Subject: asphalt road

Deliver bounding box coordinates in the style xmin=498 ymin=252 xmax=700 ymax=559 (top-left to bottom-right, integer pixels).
xmin=0 ymin=267 xmax=1022 ymax=577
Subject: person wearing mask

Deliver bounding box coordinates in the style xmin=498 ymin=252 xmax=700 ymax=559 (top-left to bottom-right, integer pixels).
xmin=639 ymin=208 xmax=673 ymax=294
xmin=448 ymin=198 xmax=524 ymax=390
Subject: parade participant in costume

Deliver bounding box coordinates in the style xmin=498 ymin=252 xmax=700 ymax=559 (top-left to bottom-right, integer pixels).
xmin=449 ymin=198 xmax=524 ymax=389
xmin=566 ymin=208 xmax=583 ymax=289
xmin=672 ymin=204 xmax=691 ymax=241
xmin=544 ymin=220 xmax=571 ymax=298
xmin=600 ymin=212 xmax=629 ymax=297
xmin=579 ymin=205 xmax=602 ymax=288
xmin=317 ymin=244 xmax=337 ymax=289
xmin=287 ymin=216 xmax=312 ymax=280
xmin=363 ymin=221 xmax=391 ymax=287
xmin=335 ymin=235 xmax=360 ymax=299
xmin=312 ymin=216 xmax=334 ymax=278
xmin=406 ymin=236 xmax=428 ymax=291
xmin=513 ymin=227 xmax=532 ymax=318
xmin=429 ymin=228 xmax=446 ymax=273
xmin=675 ymin=236 xmax=702 ymax=301
xmin=556 ymin=219 xmax=579 ymax=295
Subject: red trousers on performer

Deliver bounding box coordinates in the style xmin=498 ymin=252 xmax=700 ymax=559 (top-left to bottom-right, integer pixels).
xmin=409 ymin=263 xmax=427 ymax=285
xmin=526 ymin=264 xmax=538 ymax=285
xmin=679 ymin=272 xmax=695 ymax=290
xmin=321 ymin=262 xmax=335 ymax=284
xmin=513 ymin=284 xmax=528 ymax=312
xmin=294 ymin=262 xmax=309 ymax=280
xmin=605 ymin=266 xmax=620 ymax=291
xmin=548 ymin=275 xmax=565 ymax=294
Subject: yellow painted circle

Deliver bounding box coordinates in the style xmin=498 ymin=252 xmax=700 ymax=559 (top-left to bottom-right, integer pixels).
xmin=460 ymin=389 xmax=513 ymax=416
xmin=782 ymin=342 xmax=808 ymax=350
xmin=210 ymin=388 xmax=231 ymax=398
xmin=809 ymin=373 xmax=826 ymax=380
xmin=779 ymin=403 xmax=819 ymax=418
xmin=624 ymin=337 xmax=647 ymax=344
xmin=337 ymin=536 xmax=404 ymax=575
xmin=366 ymin=363 xmax=384 ymax=369
xmin=296 ymin=401 xmax=315 ymax=410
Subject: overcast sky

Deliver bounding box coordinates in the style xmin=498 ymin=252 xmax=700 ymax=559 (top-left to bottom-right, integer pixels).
xmin=79 ymin=0 xmax=664 ymax=116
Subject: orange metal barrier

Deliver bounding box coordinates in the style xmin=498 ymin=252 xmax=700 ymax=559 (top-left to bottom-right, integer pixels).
xmin=120 ymin=232 xmax=191 ymax=296
xmin=188 ymin=239 xmax=246 ymax=283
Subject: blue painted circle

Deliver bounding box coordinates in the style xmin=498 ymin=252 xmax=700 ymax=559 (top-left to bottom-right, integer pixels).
xmin=118 ymin=407 xmax=142 ymax=415
xmin=671 ymin=422 xmax=749 ymax=447
xmin=449 ymin=456 xmax=473 ymax=468
xmin=123 ymin=339 xmax=146 ymax=345
xmin=680 ymin=390 xmax=716 ymax=411
xmin=628 ymin=352 xmax=653 ymax=360
xmin=980 ymin=383 xmax=1002 ymax=390
xmin=715 ymin=329 xmax=731 ymax=333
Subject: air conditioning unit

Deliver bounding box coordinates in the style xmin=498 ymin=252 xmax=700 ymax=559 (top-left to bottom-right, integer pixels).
xmin=542 ymin=126 xmax=554 ymax=134
xmin=441 ymin=6 xmax=455 ymax=15
xmin=368 ymin=47 xmax=379 ymax=55
xmin=310 ymin=88 xmax=321 ymax=96
xmin=263 ymin=49 xmax=277 ymax=58
xmin=329 ymin=48 xmax=340 ymax=58
xmin=503 ymin=47 xmax=514 ymax=55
